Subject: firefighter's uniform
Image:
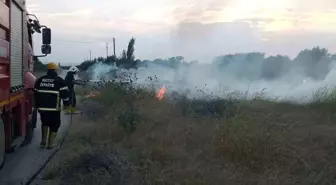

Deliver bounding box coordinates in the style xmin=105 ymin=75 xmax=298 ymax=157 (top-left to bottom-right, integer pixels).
xmin=65 ymin=71 xmax=76 ymax=110
xmin=65 ymin=66 xmax=80 ymax=113
xmin=34 ymin=62 xmax=70 ymax=149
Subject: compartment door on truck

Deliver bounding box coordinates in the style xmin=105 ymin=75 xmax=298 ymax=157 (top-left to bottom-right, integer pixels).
xmin=10 ymin=1 xmax=23 ymax=87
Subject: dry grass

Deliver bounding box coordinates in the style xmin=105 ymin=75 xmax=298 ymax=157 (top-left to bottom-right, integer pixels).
xmin=42 ymin=83 xmax=336 ymax=185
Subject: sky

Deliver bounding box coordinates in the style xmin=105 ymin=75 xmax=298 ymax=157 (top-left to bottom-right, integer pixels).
xmin=26 ymin=0 xmax=336 ymax=65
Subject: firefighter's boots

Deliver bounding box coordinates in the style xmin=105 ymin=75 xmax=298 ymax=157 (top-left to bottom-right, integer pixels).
xmin=47 ymin=132 xmax=57 ymax=149
xmin=40 ymin=126 xmax=49 ymax=148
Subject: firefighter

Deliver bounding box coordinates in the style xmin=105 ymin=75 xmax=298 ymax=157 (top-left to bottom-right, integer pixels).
xmin=65 ymin=66 xmax=80 ymax=113
xmin=34 ymin=62 xmax=70 ymax=149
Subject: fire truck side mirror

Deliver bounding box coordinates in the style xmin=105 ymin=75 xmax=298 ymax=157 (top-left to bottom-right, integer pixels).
xmin=41 ymin=44 xmax=51 ymax=54
xmin=42 ymin=28 xmax=51 ymax=45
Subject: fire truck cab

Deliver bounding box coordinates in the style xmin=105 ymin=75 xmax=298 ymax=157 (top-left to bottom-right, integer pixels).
xmin=0 ymin=0 xmax=52 ymax=168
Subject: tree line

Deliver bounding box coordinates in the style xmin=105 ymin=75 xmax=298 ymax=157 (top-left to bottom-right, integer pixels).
xmin=34 ymin=57 xmax=71 ymax=72
xmin=77 ymin=37 xmax=138 ymax=71
xmin=211 ymin=47 xmax=336 ymax=81
xmin=37 ymin=37 xmax=336 ymax=81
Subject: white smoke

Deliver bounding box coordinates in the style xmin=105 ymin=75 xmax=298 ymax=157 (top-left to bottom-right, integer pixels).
xmin=86 ymin=59 xmax=336 ymax=103
xmin=88 ymin=63 xmax=115 ymax=80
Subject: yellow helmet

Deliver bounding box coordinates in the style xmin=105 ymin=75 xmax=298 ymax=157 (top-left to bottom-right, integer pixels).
xmin=47 ymin=62 xmax=58 ymax=70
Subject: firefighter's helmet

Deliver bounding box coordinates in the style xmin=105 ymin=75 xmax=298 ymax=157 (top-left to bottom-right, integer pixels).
xmin=69 ymin=66 xmax=79 ymax=72
xmin=47 ymin=62 xmax=58 ymax=70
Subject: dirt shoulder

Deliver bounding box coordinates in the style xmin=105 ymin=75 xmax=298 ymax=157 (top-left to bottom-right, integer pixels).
xmin=40 ymin=84 xmax=336 ymax=185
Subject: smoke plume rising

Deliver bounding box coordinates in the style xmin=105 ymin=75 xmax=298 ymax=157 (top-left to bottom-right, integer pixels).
xmin=86 ymin=50 xmax=336 ymax=103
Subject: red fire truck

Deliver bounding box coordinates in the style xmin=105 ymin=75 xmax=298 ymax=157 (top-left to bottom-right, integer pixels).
xmin=0 ymin=0 xmax=51 ymax=168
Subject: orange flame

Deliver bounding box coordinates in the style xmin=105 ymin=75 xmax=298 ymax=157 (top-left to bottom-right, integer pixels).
xmin=156 ymin=85 xmax=166 ymax=100
xmin=85 ymin=91 xmax=100 ymax=98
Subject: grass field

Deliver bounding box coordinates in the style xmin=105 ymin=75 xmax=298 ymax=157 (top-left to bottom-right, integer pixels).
xmin=41 ymin=83 xmax=336 ymax=185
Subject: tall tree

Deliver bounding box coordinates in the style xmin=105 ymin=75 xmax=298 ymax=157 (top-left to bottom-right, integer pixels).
xmin=126 ymin=37 xmax=135 ymax=61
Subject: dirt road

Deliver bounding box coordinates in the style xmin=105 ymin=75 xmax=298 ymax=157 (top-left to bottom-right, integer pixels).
xmin=0 ymin=113 xmax=72 ymax=185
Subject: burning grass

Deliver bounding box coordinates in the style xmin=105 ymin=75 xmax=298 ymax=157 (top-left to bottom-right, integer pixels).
xmin=42 ymin=83 xmax=336 ymax=185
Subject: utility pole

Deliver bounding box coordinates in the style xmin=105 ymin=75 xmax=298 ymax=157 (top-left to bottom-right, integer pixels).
xmin=106 ymin=43 xmax=108 ymax=57
xmin=89 ymin=50 xmax=92 ymax=61
xmin=113 ymin=38 xmax=116 ymax=57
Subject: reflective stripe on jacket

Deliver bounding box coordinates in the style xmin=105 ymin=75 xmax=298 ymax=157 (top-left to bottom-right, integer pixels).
xmin=34 ymin=71 xmax=70 ymax=111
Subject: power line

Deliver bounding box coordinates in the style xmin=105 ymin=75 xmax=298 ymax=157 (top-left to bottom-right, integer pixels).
xmin=51 ymin=39 xmax=117 ymax=59
xmin=52 ymin=39 xmax=104 ymax=44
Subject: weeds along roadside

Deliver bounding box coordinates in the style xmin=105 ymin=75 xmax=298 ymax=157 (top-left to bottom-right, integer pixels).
xmin=42 ymin=83 xmax=336 ymax=185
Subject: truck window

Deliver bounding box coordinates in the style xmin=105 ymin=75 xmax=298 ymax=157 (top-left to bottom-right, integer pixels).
xmin=27 ymin=23 xmax=32 ymax=47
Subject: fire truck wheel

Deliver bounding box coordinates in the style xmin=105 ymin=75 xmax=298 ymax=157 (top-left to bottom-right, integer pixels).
xmin=21 ymin=123 xmax=34 ymax=147
xmin=21 ymin=113 xmax=35 ymax=146
xmin=0 ymin=119 xmax=6 ymax=169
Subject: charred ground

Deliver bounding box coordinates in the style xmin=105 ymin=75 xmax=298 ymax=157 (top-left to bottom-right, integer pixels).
xmin=40 ymin=82 xmax=336 ymax=185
